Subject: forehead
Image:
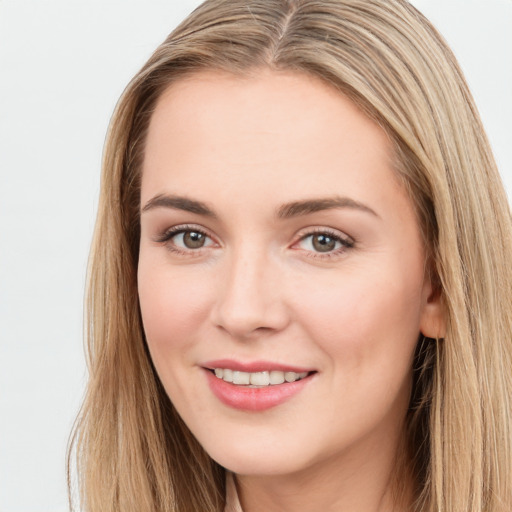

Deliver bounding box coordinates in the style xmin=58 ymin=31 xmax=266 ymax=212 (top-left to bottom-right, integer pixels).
xmin=141 ymin=69 xmax=402 ymax=215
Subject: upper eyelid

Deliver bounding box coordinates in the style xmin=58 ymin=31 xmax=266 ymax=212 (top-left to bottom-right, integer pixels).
xmin=153 ymin=226 xmax=219 ymax=253
xmin=156 ymin=224 xmax=213 ymax=239
xmin=294 ymin=226 xmax=354 ymax=243
xmin=153 ymin=224 xmax=354 ymax=251
xmin=155 ymin=225 xmax=218 ymax=257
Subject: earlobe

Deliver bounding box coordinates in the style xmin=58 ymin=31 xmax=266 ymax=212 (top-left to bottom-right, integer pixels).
xmin=419 ymin=282 xmax=446 ymax=339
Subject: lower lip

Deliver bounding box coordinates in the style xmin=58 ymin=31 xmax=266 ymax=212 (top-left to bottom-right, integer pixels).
xmin=204 ymin=369 xmax=314 ymax=411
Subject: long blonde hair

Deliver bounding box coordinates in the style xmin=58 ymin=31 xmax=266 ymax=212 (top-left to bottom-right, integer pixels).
xmin=69 ymin=1 xmax=512 ymax=511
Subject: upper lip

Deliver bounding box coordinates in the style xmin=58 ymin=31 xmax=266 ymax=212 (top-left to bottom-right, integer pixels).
xmin=202 ymin=359 xmax=315 ymax=373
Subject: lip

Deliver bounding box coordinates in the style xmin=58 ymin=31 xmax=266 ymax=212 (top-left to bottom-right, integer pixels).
xmin=202 ymin=358 xmax=314 ymax=373
xmin=202 ymin=360 xmax=316 ymax=412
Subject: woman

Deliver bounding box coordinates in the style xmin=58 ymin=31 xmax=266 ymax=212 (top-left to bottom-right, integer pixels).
xmin=69 ymin=1 xmax=512 ymax=511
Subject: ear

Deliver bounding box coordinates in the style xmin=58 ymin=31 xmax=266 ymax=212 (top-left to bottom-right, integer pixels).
xmin=419 ymin=275 xmax=446 ymax=339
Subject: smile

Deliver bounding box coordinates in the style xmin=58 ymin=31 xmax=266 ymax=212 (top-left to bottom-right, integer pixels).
xmin=204 ymin=362 xmax=316 ymax=411
xmin=213 ymin=368 xmax=309 ymax=386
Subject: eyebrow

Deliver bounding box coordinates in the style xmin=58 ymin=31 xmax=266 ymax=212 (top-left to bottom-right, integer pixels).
xmin=141 ymin=194 xmax=217 ymax=217
xmin=277 ymin=197 xmax=379 ymax=219
xmin=141 ymin=193 xmax=378 ymax=219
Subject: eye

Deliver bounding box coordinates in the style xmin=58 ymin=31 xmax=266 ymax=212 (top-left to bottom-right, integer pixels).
xmin=173 ymin=230 xmax=211 ymax=249
xmin=156 ymin=225 xmax=216 ymax=254
xmin=295 ymin=229 xmax=354 ymax=256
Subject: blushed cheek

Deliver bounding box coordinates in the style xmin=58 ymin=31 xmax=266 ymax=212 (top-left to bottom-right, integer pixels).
xmin=296 ymin=272 xmax=422 ymax=367
xmin=290 ymin=282 xmax=368 ymax=375
xmin=138 ymin=264 xmax=213 ymax=356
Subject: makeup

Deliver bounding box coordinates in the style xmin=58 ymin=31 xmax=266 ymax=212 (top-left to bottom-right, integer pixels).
xmin=204 ymin=367 xmax=315 ymax=411
xmin=138 ymin=69 xmax=438 ymax=479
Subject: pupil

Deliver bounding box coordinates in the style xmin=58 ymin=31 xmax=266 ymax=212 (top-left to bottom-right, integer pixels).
xmin=183 ymin=231 xmax=205 ymax=249
xmin=312 ymin=234 xmax=336 ymax=252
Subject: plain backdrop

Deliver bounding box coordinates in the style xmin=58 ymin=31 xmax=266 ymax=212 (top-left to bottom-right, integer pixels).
xmin=0 ymin=1 xmax=510 ymax=511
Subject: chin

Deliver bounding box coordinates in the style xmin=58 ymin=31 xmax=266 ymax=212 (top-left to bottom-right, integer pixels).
xmin=198 ymin=429 xmax=317 ymax=477
xmin=214 ymin=451 xmax=307 ymax=477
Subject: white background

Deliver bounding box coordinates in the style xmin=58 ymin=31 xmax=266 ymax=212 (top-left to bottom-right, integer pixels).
xmin=0 ymin=1 xmax=510 ymax=511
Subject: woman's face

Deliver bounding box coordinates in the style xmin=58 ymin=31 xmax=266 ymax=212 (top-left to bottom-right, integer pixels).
xmin=138 ymin=70 xmax=443 ymax=478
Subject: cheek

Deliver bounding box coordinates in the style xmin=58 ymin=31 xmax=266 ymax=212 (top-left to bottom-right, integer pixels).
xmin=293 ymin=264 xmax=424 ymax=372
xmin=137 ymin=260 xmax=214 ymax=358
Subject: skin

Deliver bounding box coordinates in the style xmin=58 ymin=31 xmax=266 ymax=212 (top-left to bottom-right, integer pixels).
xmin=137 ymin=69 xmax=444 ymax=512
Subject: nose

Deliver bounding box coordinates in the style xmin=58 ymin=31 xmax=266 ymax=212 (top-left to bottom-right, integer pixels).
xmin=210 ymin=248 xmax=290 ymax=340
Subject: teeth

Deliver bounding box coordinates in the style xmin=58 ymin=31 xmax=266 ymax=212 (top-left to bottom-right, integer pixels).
xmin=285 ymin=372 xmax=299 ymax=383
xmin=233 ymin=371 xmax=250 ymax=385
xmin=250 ymin=371 xmax=269 ymax=386
xmin=269 ymin=370 xmax=285 ymax=384
xmin=213 ymin=369 xmax=308 ymax=386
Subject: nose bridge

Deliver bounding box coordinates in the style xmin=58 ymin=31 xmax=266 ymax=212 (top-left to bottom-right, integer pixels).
xmin=212 ymin=240 xmax=288 ymax=338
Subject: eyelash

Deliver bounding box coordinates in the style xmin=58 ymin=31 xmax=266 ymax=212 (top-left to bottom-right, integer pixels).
xmin=155 ymin=224 xmax=215 ymax=257
xmin=155 ymin=225 xmax=354 ymax=259
xmin=293 ymin=227 xmax=354 ymax=259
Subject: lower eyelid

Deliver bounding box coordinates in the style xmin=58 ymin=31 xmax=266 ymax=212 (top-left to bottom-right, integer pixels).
xmin=153 ymin=226 xmax=353 ymax=258
xmin=154 ymin=225 xmax=222 ymax=258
